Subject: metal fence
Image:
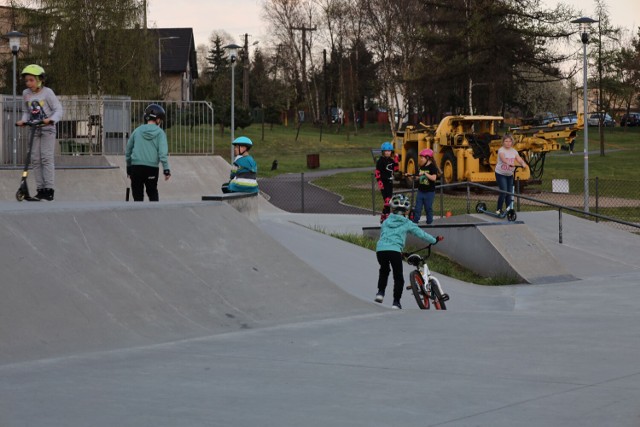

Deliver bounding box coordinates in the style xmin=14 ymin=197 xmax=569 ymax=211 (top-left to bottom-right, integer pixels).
xmin=259 ymin=171 xmax=640 ymax=234
xmin=0 ymin=96 xmax=214 ymax=165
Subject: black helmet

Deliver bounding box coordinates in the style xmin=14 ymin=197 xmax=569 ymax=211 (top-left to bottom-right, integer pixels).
xmin=144 ymin=104 xmax=166 ymax=122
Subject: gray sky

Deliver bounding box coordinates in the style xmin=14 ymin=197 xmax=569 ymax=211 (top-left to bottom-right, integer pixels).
xmin=147 ymin=0 xmax=639 ymax=48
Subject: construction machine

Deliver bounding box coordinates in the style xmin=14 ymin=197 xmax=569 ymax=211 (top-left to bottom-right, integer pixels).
xmin=393 ymin=114 xmax=583 ymax=186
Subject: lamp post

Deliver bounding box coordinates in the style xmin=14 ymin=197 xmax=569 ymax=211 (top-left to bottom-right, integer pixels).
xmin=571 ymin=17 xmax=598 ymax=212
xmin=4 ymin=30 xmax=25 ymax=166
xmin=158 ymin=36 xmax=179 ymax=78
xmin=223 ymin=43 xmax=241 ymax=161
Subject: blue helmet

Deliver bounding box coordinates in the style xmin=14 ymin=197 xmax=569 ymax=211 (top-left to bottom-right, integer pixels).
xmin=381 ymin=142 xmax=393 ymax=151
xmin=232 ymin=136 xmax=253 ymax=147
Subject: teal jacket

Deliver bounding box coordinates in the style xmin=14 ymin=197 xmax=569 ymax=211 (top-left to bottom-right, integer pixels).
xmin=125 ymin=124 xmax=170 ymax=170
xmin=376 ymin=213 xmax=437 ymax=252
xmin=228 ymin=154 xmax=258 ymax=193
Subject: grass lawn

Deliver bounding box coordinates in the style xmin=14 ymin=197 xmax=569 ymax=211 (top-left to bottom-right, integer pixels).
xmin=214 ymin=121 xmax=390 ymax=176
xmin=241 ymin=123 xmax=639 ymax=220
xmin=217 ymin=121 xmax=640 ymax=183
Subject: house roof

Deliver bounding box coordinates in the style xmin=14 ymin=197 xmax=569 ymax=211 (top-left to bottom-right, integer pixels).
xmin=152 ymin=28 xmax=198 ymax=79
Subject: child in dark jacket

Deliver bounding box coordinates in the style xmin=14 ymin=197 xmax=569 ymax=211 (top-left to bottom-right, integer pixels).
xmin=375 ymin=141 xmax=398 ymax=223
xmin=375 ymin=194 xmax=442 ymax=309
xmin=412 ymin=148 xmax=439 ymax=224
xmin=125 ymin=104 xmax=171 ymax=201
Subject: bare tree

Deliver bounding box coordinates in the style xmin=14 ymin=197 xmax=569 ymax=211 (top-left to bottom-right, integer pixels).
xmin=591 ymin=0 xmax=621 ymax=156
xmin=263 ymin=0 xmax=320 ymax=122
xmin=362 ymin=0 xmax=424 ymax=134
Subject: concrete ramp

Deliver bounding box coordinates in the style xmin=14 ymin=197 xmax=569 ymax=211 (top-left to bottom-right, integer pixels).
xmin=0 ymin=155 xmax=232 ymax=202
xmin=0 ymin=202 xmax=376 ymax=365
xmin=364 ymin=214 xmax=576 ymax=284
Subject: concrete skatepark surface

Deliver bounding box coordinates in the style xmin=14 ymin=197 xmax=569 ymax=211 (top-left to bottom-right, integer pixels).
xmin=1 ymin=160 xmax=640 ymax=426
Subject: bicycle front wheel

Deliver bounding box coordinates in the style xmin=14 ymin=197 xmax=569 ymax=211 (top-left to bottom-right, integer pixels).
xmin=430 ymin=280 xmax=447 ymax=310
xmin=409 ymin=271 xmax=429 ymax=310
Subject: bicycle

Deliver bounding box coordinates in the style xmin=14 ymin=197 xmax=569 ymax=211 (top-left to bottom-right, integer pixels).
xmin=403 ymin=240 xmax=449 ymax=310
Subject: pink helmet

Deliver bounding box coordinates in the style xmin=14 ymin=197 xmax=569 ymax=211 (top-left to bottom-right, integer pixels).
xmin=419 ymin=148 xmax=434 ymax=158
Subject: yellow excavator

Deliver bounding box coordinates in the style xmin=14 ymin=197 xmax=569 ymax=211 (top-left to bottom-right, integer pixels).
xmin=393 ymin=114 xmax=583 ymax=186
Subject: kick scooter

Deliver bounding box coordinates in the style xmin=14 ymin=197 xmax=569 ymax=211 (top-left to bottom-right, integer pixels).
xmin=15 ymin=119 xmax=44 ymax=202
xmin=475 ymin=166 xmax=523 ymax=222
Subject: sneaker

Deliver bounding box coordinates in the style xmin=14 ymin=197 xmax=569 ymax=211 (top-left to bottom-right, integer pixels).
xmin=406 ymin=284 xmax=411 ymax=290
xmin=41 ymin=188 xmax=54 ymax=201
xmin=495 ymin=209 xmax=502 ymax=215
xmin=26 ymin=188 xmax=44 ymax=202
xmin=392 ymin=300 xmax=402 ymax=309
xmin=374 ymin=292 xmax=384 ymax=303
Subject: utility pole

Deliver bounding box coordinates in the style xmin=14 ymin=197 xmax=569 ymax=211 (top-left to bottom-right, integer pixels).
xmin=291 ymin=25 xmax=317 ymax=101
xmin=323 ymin=49 xmax=328 ymax=124
xmin=241 ymin=33 xmax=258 ymax=109
xmin=143 ymin=0 xmax=147 ymax=29
xmin=243 ymin=33 xmax=249 ymax=109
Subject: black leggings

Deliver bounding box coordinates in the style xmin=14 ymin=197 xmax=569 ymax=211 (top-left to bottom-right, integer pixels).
xmin=380 ymin=180 xmax=393 ymax=215
xmin=376 ymin=251 xmax=404 ymax=301
xmin=130 ymin=165 xmax=159 ymax=201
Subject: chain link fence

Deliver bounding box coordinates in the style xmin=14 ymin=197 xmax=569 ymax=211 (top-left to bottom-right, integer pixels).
xmin=259 ymin=171 xmax=640 ymax=233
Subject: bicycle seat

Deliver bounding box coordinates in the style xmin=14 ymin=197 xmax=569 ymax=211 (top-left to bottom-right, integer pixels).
xmin=406 ymin=254 xmax=422 ymax=266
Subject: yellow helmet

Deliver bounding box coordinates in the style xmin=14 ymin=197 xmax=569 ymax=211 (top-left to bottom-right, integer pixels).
xmin=21 ymin=64 xmax=45 ymax=77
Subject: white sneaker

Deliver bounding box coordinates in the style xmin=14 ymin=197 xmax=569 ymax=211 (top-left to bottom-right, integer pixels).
xmin=392 ymin=300 xmax=402 ymax=309
xmin=374 ymin=292 xmax=384 ymax=303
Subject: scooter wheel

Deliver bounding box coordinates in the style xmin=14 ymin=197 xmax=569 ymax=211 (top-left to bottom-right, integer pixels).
xmin=507 ymin=209 xmax=517 ymax=221
xmin=475 ymin=202 xmax=487 ymax=213
xmin=16 ymin=189 xmax=26 ymax=202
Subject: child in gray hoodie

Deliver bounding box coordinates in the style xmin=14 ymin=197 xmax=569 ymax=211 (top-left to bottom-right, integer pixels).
xmin=16 ymin=64 xmax=63 ymax=201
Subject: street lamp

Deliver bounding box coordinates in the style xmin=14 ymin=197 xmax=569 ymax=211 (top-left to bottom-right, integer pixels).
xmin=158 ymin=36 xmax=179 ymax=78
xmin=224 ymin=43 xmax=241 ymax=161
xmin=571 ymin=16 xmax=598 ymax=212
xmin=4 ymin=30 xmax=25 ymax=166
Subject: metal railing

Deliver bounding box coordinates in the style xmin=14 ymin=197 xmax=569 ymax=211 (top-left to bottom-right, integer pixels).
xmin=259 ymin=171 xmax=640 ymax=240
xmin=0 ymin=97 xmax=215 ymax=165
xmin=439 ymin=181 xmax=640 ymax=243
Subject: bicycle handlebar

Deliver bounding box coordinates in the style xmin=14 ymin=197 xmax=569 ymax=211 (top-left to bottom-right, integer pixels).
xmin=402 ymin=237 xmax=443 ymax=258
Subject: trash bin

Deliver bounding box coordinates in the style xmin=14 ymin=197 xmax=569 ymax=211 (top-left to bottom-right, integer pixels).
xmin=307 ymin=153 xmax=320 ymax=169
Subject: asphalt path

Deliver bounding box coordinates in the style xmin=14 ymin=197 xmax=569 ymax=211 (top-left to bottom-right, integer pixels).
xmin=259 ymin=167 xmax=374 ymax=214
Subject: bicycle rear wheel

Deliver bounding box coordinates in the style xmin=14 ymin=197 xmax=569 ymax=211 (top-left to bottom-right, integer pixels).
xmin=409 ymin=271 xmax=429 ymax=310
xmin=430 ymin=280 xmax=447 ymax=310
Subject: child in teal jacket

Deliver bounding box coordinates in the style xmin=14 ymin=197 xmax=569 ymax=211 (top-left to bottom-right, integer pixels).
xmin=125 ymin=104 xmax=171 ymax=201
xmin=375 ymin=194 xmax=441 ymax=309
xmin=223 ymin=136 xmax=258 ymax=193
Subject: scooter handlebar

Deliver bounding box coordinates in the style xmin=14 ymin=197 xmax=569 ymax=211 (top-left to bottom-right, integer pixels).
xmin=16 ymin=120 xmax=45 ymax=127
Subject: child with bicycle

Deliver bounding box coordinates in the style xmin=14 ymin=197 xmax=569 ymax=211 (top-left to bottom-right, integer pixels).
xmin=375 ymin=194 xmax=443 ymax=309
xmin=375 ymin=141 xmax=398 ymax=223
xmin=495 ymin=134 xmax=528 ymax=214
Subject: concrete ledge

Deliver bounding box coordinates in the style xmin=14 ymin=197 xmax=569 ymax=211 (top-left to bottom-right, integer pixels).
xmin=202 ymin=192 xmax=259 ymax=221
xmin=364 ymin=216 xmax=576 ymax=284
xmin=202 ymin=192 xmax=258 ymax=201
